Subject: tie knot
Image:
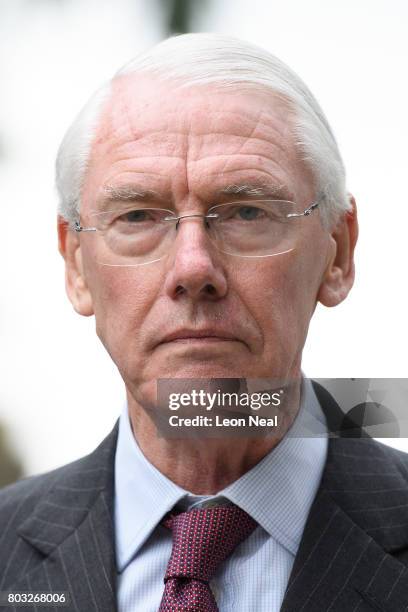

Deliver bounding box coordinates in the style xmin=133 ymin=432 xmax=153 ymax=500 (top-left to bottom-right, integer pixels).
xmin=163 ymin=505 xmax=257 ymax=583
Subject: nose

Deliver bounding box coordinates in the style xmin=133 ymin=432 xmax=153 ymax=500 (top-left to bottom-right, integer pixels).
xmin=163 ymin=215 xmax=228 ymax=301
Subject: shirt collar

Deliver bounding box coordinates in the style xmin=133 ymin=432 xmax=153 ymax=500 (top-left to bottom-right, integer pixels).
xmin=221 ymin=377 xmax=328 ymax=555
xmin=114 ymin=407 xmax=187 ymax=572
xmin=114 ymin=377 xmax=327 ymax=571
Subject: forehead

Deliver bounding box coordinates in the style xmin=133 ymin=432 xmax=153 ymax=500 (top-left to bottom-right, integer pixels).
xmin=84 ymin=74 xmax=314 ymax=207
xmin=100 ymin=74 xmax=292 ymax=129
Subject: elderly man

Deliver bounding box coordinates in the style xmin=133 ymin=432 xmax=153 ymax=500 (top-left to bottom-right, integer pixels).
xmin=1 ymin=33 xmax=408 ymax=612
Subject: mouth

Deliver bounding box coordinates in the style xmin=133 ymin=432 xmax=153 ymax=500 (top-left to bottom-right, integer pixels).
xmin=158 ymin=329 xmax=241 ymax=346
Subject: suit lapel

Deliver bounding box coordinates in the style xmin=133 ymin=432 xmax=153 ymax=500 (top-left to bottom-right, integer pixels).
xmin=281 ymin=383 xmax=408 ymax=611
xmin=4 ymin=422 xmax=119 ymax=612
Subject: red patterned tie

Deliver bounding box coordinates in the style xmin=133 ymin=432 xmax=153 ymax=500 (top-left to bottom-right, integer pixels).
xmin=159 ymin=505 xmax=257 ymax=611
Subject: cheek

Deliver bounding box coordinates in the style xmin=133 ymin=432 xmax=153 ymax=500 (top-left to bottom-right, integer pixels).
xmin=85 ymin=263 xmax=158 ymax=355
xmin=236 ymin=256 xmax=302 ymax=313
xmin=237 ymin=251 xmax=322 ymax=348
xmin=281 ymin=237 xmax=330 ymax=338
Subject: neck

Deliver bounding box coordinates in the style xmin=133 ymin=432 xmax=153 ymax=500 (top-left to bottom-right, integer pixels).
xmin=126 ymin=380 xmax=301 ymax=494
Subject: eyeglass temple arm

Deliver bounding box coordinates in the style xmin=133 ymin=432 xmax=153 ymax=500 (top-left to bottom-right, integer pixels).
xmin=74 ymin=221 xmax=97 ymax=233
xmin=286 ymin=200 xmax=320 ymax=219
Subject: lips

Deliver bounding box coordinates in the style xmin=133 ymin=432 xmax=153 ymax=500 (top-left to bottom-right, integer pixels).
xmin=158 ymin=329 xmax=240 ymax=345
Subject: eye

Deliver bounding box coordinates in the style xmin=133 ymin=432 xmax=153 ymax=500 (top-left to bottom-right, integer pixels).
xmin=236 ymin=206 xmax=264 ymax=221
xmin=120 ymin=209 xmax=151 ymax=223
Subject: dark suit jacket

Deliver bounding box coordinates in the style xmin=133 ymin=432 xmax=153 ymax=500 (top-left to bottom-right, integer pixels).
xmin=1 ymin=383 xmax=408 ymax=611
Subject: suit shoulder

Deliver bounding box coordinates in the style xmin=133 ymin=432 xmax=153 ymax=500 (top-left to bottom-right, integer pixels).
xmin=0 ymin=453 xmax=93 ymax=524
xmin=334 ymin=436 xmax=408 ymax=481
xmin=0 ymin=420 xmax=119 ymax=525
xmin=372 ymin=438 xmax=408 ymax=474
xmin=337 ymin=435 xmax=408 ymax=461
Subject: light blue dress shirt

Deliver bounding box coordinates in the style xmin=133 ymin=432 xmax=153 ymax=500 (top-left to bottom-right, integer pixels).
xmin=114 ymin=378 xmax=328 ymax=612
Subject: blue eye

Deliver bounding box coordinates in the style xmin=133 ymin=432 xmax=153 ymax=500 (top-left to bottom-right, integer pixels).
xmin=123 ymin=210 xmax=148 ymax=223
xmin=237 ymin=206 xmax=262 ymax=220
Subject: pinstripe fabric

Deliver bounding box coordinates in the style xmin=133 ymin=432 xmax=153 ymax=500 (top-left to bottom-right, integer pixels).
xmin=2 ymin=382 xmax=408 ymax=611
xmin=0 ymin=427 xmax=119 ymax=612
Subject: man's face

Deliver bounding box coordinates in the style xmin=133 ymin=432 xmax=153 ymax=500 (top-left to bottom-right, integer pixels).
xmin=65 ymin=75 xmax=349 ymax=403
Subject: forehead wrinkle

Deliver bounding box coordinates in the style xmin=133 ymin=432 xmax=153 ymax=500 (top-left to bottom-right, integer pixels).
xmin=98 ymin=145 xmax=293 ymax=177
xmin=96 ymin=102 xmax=295 ymax=168
xmin=109 ymin=124 xmax=292 ymax=150
xmin=101 ymin=94 xmax=294 ymax=146
xmin=188 ymin=151 xmax=291 ymax=168
xmin=103 ymin=132 xmax=295 ymax=181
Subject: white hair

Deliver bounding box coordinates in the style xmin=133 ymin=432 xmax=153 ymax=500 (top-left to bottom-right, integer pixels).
xmin=56 ymin=33 xmax=351 ymax=227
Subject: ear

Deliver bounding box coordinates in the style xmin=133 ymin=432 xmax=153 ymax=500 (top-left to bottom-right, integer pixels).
xmin=317 ymin=195 xmax=358 ymax=307
xmin=57 ymin=215 xmax=94 ymax=316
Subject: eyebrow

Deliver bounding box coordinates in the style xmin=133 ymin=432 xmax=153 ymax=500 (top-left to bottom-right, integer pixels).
xmin=101 ymin=184 xmax=163 ymax=204
xmin=217 ymin=183 xmax=294 ymax=201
